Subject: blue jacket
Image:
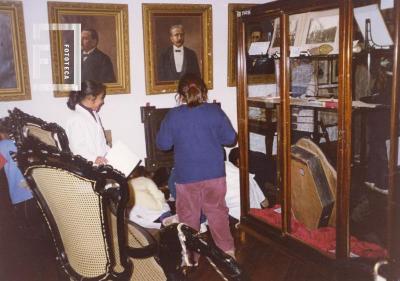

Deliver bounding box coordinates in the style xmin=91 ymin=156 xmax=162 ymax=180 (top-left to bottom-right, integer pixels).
xmin=156 ymin=103 xmax=236 ymax=184
xmin=0 ymin=140 xmax=32 ymax=204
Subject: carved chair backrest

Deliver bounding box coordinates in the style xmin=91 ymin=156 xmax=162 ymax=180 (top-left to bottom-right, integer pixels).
xmin=8 ymin=108 xmax=70 ymax=153
xmin=16 ymin=144 xmax=132 ymax=280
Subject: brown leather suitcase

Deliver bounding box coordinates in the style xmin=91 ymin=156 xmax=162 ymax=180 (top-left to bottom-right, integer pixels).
xmin=291 ymin=138 xmax=337 ymax=230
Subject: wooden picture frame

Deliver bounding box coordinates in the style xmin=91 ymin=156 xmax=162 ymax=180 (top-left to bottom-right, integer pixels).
xmin=300 ymin=9 xmax=339 ymax=54
xmin=142 ymin=4 xmax=212 ymax=95
xmin=227 ymin=3 xmax=256 ymax=87
xmin=48 ymin=2 xmax=130 ymax=97
xmin=0 ymin=1 xmax=31 ymax=101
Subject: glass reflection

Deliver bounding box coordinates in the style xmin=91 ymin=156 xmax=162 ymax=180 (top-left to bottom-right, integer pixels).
xmin=246 ymin=16 xmax=281 ymax=229
xmin=245 ymin=18 xmax=276 ymax=83
xmin=349 ymin=3 xmax=393 ymax=259
xmin=287 ymin=53 xmax=339 ymax=257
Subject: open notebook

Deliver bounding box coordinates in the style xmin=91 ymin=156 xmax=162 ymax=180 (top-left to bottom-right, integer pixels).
xmin=105 ymin=140 xmax=141 ymax=177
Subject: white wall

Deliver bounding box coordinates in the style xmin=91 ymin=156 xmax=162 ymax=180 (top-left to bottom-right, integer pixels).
xmin=0 ymin=0 xmax=267 ymax=160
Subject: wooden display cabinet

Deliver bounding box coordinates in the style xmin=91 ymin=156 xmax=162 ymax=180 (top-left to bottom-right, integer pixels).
xmin=236 ymin=0 xmax=399 ymax=279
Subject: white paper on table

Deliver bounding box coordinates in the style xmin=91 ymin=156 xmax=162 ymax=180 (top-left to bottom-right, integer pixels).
xmin=248 ymin=41 xmax=270 ymax=56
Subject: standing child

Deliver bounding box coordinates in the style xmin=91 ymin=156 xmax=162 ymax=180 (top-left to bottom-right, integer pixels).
xmin=66 ymin=80 xmax=109 ymax=165
xmin=156 ymin=73 xmax=237 ymax=258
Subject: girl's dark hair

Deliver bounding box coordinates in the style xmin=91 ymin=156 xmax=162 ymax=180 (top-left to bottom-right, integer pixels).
xmin=176 ymin=73 xmax=207 ymax=107
xmin=67 ymin=80 xmax=106 ymax=110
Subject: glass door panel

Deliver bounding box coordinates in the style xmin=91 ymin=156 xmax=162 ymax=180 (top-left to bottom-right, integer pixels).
xmin=289 ymin=57 xmax=338 ymax=257
xmin=348 ymin=2 xmax=394 ymax=260
xmin=266 ymin=6 xmax=342 ymax=256
xmin=245 ymin=16 xmax=282 ymax=229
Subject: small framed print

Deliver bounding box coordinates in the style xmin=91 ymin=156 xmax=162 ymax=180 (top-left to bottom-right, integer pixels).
xmin=300 ymin=9 xmax=339 ymax=54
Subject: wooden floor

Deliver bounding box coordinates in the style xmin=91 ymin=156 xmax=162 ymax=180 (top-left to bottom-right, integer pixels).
xmin=0 ymin=215 xmax=325 ymax=281
xmin=187 ymin=232 xmax=326 ymax=281
xmin=0 ymin=171 xmax=359 ymax=281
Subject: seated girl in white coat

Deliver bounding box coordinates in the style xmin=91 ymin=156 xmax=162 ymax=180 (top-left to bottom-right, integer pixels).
xmin=66 ymin=80 xmax=109 ymax=165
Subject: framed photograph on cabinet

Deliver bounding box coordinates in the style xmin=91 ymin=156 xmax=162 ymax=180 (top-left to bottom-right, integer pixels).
xmin=269 ymin=13 xmax=306 ymax=57
xmin=142 ymin=4 xmax=212 ymax=95
xmin=227 ymin=3 xmax=256 ymax=87
xmin=300 ymin=9 xmax=339 ymax=54
xmin=0 ymin=1 xmax=31 ymax=101
xmin=47 ymin=2 xmax=130 ymax=97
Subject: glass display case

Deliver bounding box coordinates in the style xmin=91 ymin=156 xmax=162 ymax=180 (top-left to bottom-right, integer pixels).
xmin=236 ymin=0 xmax=399 ymax=278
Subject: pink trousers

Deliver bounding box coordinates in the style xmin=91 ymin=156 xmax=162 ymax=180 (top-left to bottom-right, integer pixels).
xmin=176 ymin=177 xmax=234 ymax=252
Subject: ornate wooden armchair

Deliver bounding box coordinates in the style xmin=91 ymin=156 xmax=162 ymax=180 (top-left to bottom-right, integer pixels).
xmin=8 ymin=107 xmax=70 ymax=153
xmin=15 ymin=143 xmax=166 ymax=280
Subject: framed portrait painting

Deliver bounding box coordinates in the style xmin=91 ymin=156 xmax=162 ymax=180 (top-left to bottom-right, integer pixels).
xmin=142 ymin=4 xmax=212 ymax=95
xmin=48 ymin=2 xmax=130 ymax=97
xmin=244 ymin=19 xmax=276 ymax=85
xmin=227 ymin=3 xmax=256 ymax=87
xmin=0 ymin=1 xmax=30 ymax=101
xmin=229 ymin=4 xmax=276 ymax=86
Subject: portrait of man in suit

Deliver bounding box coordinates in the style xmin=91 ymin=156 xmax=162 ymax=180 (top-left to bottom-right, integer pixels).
xmin=157 ymin=24 xmax=201 ymax=81
xmin=81 ymin=28 xmax=116 ymax=83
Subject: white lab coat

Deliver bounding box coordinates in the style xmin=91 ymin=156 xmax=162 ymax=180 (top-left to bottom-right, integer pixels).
xmin=225 ymin=161 xmax=265 ymax=220
xmin=66 ymin=104 xmax=110 ymax=162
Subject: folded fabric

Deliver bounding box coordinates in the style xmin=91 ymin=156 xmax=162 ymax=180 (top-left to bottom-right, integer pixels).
xmin=250 ymin=206 xmax=387 ymax=258
xmin=129 ymin=203 xmax=170 ymax=229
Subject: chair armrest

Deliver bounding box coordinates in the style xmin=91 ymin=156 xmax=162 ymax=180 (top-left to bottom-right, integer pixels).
xmin=125 ymin=219 xmax=158 ymax=258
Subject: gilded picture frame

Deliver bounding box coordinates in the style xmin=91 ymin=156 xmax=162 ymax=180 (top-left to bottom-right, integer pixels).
xmin=228 ymin=4 xmax=276 ymax=87
xmin=142 ymin=4 xmax=212 ymax=95
xmin=48 ymin=1 xmax=130 ymax=97
xmin=227 ymin=3 xmax=256 ymax=87
xmin=0 ymin=1 xmax=31 ymax=101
